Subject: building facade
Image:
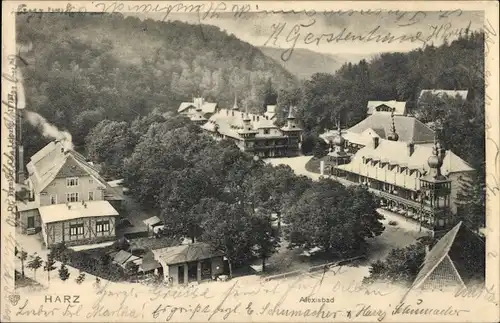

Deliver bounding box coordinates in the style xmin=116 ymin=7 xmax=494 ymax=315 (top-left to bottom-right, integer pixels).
xmin=200 ymin=101 xmax=302 ymax=158
xmin=321 ymin=107 xmax=474 ymax=231
xmin=16 ymin=141 xmax=123 ymax=247
xmin=152 ymin=243 xmax=225 ymax=285
xmin=177 ymin=97 xmax=218 ymax=122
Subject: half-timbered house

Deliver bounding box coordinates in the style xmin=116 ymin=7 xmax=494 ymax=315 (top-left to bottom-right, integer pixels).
xmin=16 ymin=140 xmax=123 ymax=247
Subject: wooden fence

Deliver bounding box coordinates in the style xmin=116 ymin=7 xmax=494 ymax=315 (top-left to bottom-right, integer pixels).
xmin=263 ymin=255 xmax=366 ymax=282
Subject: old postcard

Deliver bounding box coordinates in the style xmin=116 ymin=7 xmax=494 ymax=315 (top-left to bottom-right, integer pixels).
xmin=2 ymin=1 xmax=499 ymax=322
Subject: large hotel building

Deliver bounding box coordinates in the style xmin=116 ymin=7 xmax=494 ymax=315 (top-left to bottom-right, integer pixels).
xmin=321 ymin=100 xmax=475 ymax=234
xmin=178 ymin=97 xmax=302 ymax=158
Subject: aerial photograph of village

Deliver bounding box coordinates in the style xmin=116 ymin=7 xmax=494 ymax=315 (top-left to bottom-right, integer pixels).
xmin=6 ymin=5 xmax=495 ymax=321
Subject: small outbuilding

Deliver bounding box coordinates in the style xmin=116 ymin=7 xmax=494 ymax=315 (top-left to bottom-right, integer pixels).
xmin=152 ymin=242 xmax=224 ymax=285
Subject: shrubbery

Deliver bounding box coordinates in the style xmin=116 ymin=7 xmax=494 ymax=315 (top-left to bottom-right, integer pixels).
xmin=50 ymin=243 xmax=128 ymax=282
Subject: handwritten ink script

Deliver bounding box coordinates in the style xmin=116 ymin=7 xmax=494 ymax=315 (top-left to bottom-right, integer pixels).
xmin=11 ymin=269 xmax=492 ymax=321
xmin=2 ymin=51 xmax=21 ymax=323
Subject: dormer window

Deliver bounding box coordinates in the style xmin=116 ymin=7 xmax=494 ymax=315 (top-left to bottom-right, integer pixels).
xmin=67 ymin=177 xmax=79 ymax=187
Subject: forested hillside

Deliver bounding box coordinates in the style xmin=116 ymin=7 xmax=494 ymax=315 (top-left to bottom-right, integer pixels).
xmin=16 ymin=13 xmax=297 ymax=154
xmin=259 ymin=47 xmax=370 ymax=79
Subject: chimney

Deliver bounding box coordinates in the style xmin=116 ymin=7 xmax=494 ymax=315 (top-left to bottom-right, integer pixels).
xmin=373 ymin=137 xmax=379 ymax=149
xmin=408 ymin=141 xmax=415 ymax=156
xmin=16 ymin=109 xmax=25 ymax=183
xmin=17 ymin=146 xmax=25 ymax=183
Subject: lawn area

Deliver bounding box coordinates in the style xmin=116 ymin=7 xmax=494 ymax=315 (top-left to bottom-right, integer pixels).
xmin=304 ymin=156 xmax=327 ymax=174
xmin=15 ymin=270 xmax=44 ymax=290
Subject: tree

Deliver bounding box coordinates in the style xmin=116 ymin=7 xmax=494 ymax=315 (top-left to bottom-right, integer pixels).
xmin=284 ymin=179 xmax=384 ymax=257
xmin=43 ymin=251 xmax=57 ymax=283
xmin=58 ymin=263 xmax=70 ymax=281
xmin=363 ymin=236 xmax=434 ymax=286
xmin=243 ymin=164 xmax=298 ymax=231
xmin=85 ymin=120 xmax=137 ymax=179
xmin=200 ymin=200 xmax=255 ymax=278
xmin=161 ymin=170 xmax=216 ymax=243
xmin=26 ymin=253 xmax=43 ymax=280
xmin=18 ymin=250 xmax=28 ymax=278
xmin=456 ymin=174 xmax=486 ymax=232
xmin=251 ymin=211 xmax=280 ymax=272
xmin=75 ymin=272 xmax=86 ymax=284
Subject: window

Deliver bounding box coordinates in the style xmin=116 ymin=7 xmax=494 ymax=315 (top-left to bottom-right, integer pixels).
xmin=50 ymin=195 xmax=57 ymax=205
xmin=66 ymin=192 xmax=79 ymax=203
xmin=89 ymin=178 xmax=93 ymax=184
xmin=27 ymin=216 xmax=35 ymax=228
xmin=264 ymin=129 xmax=270 ymax=135
xmin=67 ymin=177 xmax=79 ymax=187
xmin=88 ymin=191 xmax=94 ymax=201
xmin=96 ymin=220 xmax=110 ymax=233
xmin=69 ymin=223 xmax=84 ymax=236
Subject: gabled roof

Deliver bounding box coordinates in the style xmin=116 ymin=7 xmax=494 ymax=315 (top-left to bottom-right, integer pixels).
xmin=38 ymin=200 xmax=119 ymax=224
xmin=367 ymin=100 xmax=407 ymax=115
xmin=113 ymin=250 xmax=134 ymax=266
xmin=411 ymin=221 xmax=485 ymax=291
xmin=336 ymin=139 xmax=474 ymax=190
xmin=178 ymin=98 xmax=218 ymax=114
xmin=264 ymin=105 xmax=277 ymax=120
xmin=143 ymin=216 xmax=162 ymax=227
xmin=419 ymin=89 xmax=469 ymax=100
xmin=347 ymin=114 xmax=435 ymax=144
xmin=202 ymin=108 xmax=279 ymax=140
xmin=152 ymin=242 xmax=224 ymax=266
xmin=26 ymin=141 xmax=122 ymax=201
xmin=26 ymin=141 xmax=107 ymax=193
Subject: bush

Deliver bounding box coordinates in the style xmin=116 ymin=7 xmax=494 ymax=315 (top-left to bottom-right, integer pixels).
xmin=51 ymin=244 xmax=128 ymax=282
xmin=388 ymin=220 xmax=398 ymax=226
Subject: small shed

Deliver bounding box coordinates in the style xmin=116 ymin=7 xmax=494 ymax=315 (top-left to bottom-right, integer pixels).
xmin=152 ymin=243 xmax=225 ymax=285
xmin=143 ymin=216 xmax=163 ymax=232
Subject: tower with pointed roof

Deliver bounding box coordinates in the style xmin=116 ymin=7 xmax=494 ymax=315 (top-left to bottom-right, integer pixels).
xmin=327 ymin=120 xmax=352 ymax=177
xmin=238 ymin=104 xmax=258 ymax=152
xmin=419 ymin=137 xmax=453 ymax=235
xmin=280 ymin=106 xmax=303 ymax=156
xmin=387 ymin=108 xmax=399 ymax=141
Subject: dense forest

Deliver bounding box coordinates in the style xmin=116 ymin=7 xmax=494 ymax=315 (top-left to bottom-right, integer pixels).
xmin=16 ymin=13 xmax=296 ymax=155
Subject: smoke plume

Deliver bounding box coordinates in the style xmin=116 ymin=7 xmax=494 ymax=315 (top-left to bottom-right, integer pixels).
xmin=16 ymin=64 xmax=74 ymax=152
xmin=25 ymin=111 xmax=74 ymax=151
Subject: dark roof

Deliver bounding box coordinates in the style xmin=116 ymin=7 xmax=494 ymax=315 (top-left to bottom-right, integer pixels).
xmin=113 ymin=250 xmax=133 ymax=265
xmin=152 ymin=242 xmax=224 ymax=265
xmin=410 ymin=222 xmax=485 ymax=291
xmin=348 ymin=114 xmax=435 ymax=143
xmin=129 ymin=237 xmax=178 ymax=252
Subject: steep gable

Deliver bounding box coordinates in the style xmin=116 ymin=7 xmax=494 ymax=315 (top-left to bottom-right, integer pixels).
xmin=347 ymin=114 xmax=435 ymax=144
xmin=55 ymin=156 xmax=91 ymax=178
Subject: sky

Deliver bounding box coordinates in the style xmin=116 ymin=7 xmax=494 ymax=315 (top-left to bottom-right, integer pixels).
xmin=132 ymin=10 xmax=484 ymax=56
